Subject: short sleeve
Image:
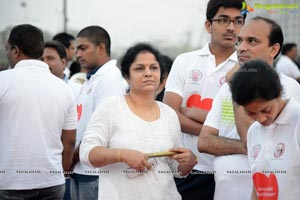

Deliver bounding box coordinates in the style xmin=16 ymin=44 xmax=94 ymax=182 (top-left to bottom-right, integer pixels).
xmin=63 ymin=88 xmax=78 ymax=130
xmin=94 ymin=67 xmax=126 ymax=108
xmin=164 ymin=54 xmax=186 ymax=97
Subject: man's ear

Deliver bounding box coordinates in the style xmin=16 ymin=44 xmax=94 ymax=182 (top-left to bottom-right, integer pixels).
xmin=98 ymin=43 xmax=106 ymax=54
xmin=205 ymin=20 xmax=212 ymax=33
xmin=270 ymin=43 xmax=280 ymax=59
xmin=61 ymin=58 xmax=67 ymax=69
xmin=12 ymin=45 xmax=21 ymax=58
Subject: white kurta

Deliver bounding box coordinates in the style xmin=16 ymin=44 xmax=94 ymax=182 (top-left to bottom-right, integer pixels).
xmin=80 ymin=96 xmax=184 ymax=200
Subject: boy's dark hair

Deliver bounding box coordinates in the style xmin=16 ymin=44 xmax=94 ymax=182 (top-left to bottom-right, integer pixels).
xmin=230 ymin=59 xmax=282 ymax=106
xmin=206 ymin=0 xmax=246 ymax=20
xmin=8 ymin=24 xmax=44 ymax=59
xmin=44 ymin=40 xmax=67 ymax=59
xmin=53 ymin=32 xmax=75 ymax=48
xmin=77 ymin=26 xmax=111 ymax=56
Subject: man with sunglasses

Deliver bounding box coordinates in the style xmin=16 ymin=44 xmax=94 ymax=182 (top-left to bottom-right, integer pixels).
xmin=164 ymin=0 xmax=246 ymax=199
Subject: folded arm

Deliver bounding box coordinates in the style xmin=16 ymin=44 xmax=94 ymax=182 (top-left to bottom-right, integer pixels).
xmin=198 ymin=125 xmax=247 ymax=156
xmin=164 ymin=92 xmax=206 ymax=136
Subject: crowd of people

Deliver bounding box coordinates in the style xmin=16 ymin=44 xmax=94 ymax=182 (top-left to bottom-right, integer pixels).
xmin=1 ymin=0 xmax=300 ymax=199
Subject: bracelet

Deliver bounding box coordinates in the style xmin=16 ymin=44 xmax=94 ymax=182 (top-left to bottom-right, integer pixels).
xmin=117 ymin=149 xmax=123 ymax=162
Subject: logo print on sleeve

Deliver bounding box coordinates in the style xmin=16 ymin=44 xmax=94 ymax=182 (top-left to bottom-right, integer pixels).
xmin=273 ymin=143 xmax=285 ymax=159
xmin=251 ymin=144 xmax=261 ymax=160
xmin=189 ymin=70 xmax=202 ymax=84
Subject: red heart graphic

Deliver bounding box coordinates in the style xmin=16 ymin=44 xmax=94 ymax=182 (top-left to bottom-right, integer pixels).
xmin=186 ymin=94 xmax=213 ymax=111
xmin=253 ymin=172 xmax=278 ymax=200
xmin=77 ymin=104 xmax=82 ymax=121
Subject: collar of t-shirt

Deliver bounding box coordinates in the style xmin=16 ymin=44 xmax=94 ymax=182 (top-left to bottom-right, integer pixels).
xmin=271 ymin=98 xmax=292 ymax=125
xmin=15 ymin=59 xmax=50 ymax=72
xmin=63 ymin=74 xmax=68 ymax=83
xmin=197 ymin=42 xmax=238 ymax=63
xmin=86 ymin=65 xmax=102 ymax=80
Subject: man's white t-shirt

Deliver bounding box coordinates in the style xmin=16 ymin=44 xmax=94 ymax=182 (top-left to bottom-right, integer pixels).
xmin=74 ymin=59 xmax=127 ymax=175
xmin=204 ymin=83 xmax=252 ymax=200
xmin=165 ymin=43 xmax=238 ymax=171
xmin=80 ymin=96 xmax=184 ymax=200
xmin=276 ymin=55 xmax=300 ymax=80
xmin=0 ymin=60 xmax=77 ymax=189
xmin=204 ymin=73 xmax=300 ymax=200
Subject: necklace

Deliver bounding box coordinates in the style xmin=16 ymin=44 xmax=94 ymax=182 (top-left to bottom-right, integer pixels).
xmin=126 ymin=94 xmax=159 ymax=122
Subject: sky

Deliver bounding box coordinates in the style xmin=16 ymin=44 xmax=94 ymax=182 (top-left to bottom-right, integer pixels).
xmin=0 ymin=0 xmax=210 ymax=52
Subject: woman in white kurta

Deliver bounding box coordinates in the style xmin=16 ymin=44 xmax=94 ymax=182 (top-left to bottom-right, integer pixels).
xmin=80 ymin=43 xmax=197 ymax=200
xmin=230 ymin=59 xmax=300 ymax=200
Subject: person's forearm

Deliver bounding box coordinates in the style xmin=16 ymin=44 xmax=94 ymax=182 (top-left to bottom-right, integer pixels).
xmin=180 ymin=107 xmax=208 ymax=123
xmin=62 ymin=145 xmax=74 ymax=172
xmin=163 ymin=93 xmax=204 ymax=136
xmin=88 ymin=147 xmax=121 ymax=168
xmin=234 ymin=104 xmax=254 ymax=143
xmin=61 ymin=130 xmax=76 ymax=173
xmin=199 ymin=134 xmax=247 ymax=156
xmin=177 ymin=111 xmax=203 ymax=136
xmin=70 ymin=145 xmax=80 ymax=169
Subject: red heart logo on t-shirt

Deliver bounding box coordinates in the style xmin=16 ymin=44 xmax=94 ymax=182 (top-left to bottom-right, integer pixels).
xmin=77 ymin=104 xmax=82 ymax=121
xmin=186 ymin=94 xmax=213 ymax=111
xmin=253 ymin=172 xmax=278 ymax=200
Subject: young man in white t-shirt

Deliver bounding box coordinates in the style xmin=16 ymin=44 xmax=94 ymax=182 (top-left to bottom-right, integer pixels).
xmin=0 ymin=24 xmax=77 ymax=199
xmin=164 ymin=0 xmax=246 ymax=199
xmin=198 ymin=17 xmax=300 ymax=200
xmin=70 ymin=26 xmax=127 ymax=200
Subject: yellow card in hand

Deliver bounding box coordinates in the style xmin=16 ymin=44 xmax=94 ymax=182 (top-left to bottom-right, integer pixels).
xmin=146 ymin=150 xmax=179 ymax=158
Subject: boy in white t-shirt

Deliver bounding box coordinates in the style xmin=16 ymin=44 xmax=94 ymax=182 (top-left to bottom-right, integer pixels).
xmin=230 ymin=59 xmax=300 ymax=200
xmin=70 ymin=26 xmax=127 ymax=200
xmin=164 ymin=0 xmax=246 ymax=198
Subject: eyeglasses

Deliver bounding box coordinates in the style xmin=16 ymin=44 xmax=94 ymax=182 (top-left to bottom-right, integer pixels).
xmin=210 ymin=17 xmax=244 ymax=27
